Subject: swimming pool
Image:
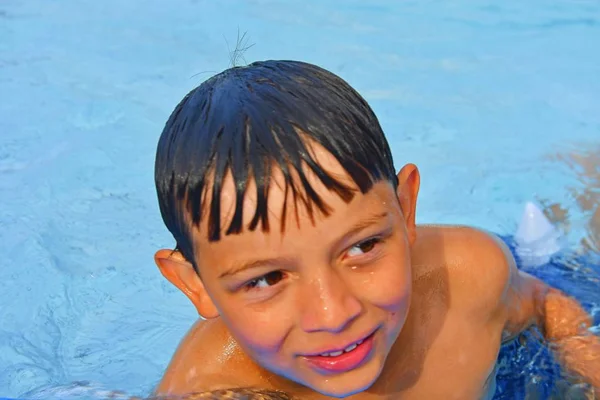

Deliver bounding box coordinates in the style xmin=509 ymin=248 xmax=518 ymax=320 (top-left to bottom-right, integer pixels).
xmin=1 ymin=0 xmax=599 ymax=398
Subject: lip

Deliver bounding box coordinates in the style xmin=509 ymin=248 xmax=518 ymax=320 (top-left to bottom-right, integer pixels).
xmin=301 ymin=328 xmax=378 ymax=374
xmin=302 ymin=328 xmax=378 ymax=357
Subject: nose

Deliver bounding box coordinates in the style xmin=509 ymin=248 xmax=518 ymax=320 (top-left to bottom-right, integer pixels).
xmin=298 ymin=269 xmax=363 ymax=333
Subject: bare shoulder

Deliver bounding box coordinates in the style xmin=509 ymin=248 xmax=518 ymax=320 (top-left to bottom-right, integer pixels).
xmin=415 ymin=225 xmax=515 ymax=318
xmin=447 ymin=226 xmax=515 ymax=317
xmin=155 ymin=318 xmax=266 ymax=395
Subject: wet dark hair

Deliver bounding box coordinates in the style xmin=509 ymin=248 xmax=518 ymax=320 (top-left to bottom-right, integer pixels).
xmin=155 ymin=60 xmax=397 ymax=266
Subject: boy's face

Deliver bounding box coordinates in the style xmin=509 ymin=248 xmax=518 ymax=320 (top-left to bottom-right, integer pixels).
xmin=157 ymin=146 xmax=419 ymax=398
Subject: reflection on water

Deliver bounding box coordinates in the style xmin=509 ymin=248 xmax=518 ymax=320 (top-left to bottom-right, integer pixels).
xmin=541 ymin=145 xmax=600 ymax=254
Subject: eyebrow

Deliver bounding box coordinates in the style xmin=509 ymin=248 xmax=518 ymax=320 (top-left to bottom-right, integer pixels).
xmin=339 ymin=210 xmax=390 ymax=243
xmin=219 ymin=256 xmax=291 ymax=279
xmin=218 ymin=210 xmax=390 ymax=279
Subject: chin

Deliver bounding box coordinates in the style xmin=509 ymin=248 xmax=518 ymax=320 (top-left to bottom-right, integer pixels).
xmin=311 ymin=378 xmax=378 ymax=399
xmin=305 ymin=358 xmax=384 ymax=399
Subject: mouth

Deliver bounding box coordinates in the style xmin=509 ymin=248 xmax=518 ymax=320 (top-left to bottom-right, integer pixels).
xmin=302 ymin=328 xmax=378 ymax=374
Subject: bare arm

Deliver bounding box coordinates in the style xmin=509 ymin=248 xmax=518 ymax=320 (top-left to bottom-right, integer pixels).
xmin=541 ymin=288 xmax=600 ymax=391
xmin=499 ymin=245 xmax=600 ymax=392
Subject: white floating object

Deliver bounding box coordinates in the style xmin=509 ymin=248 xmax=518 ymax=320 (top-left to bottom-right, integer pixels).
xmin=514 ymin=201 xmax=562 ymax=267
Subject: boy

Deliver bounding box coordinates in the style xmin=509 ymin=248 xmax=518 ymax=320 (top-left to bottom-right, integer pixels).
xmin=152 ymin=60 xmax=599 ymax=399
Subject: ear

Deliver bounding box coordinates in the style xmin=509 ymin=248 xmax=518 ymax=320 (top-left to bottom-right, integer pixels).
xmin=396 ymin=163 xmax=421 ymax=245
xmin=154 ymin=249 xmax=219 ymax=319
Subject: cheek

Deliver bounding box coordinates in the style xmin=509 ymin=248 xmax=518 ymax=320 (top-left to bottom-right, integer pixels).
xmin=220 ymin=303 xmax=293 ymax=358
xmin=362 ymin=250 xmax=412 ymax=311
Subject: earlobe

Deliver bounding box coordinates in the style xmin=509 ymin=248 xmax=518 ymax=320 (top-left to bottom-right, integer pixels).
xmin=154 ymin=249 xmax=219 ymax=319
xmin=396 ymin=164 xmax=421 ymax=245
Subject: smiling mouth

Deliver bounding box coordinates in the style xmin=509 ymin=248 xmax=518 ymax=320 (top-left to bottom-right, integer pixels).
xmin=303 ymin=330 xmax=377 ymax=373
xmin=317 ymin=338 xmax=365 ymax=357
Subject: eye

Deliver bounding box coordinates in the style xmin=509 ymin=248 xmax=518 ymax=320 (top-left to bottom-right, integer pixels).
xmin=245 ymin=271 xmax=284 ymax=290
xmin=346 ymin=237 xmax=381 ymax=258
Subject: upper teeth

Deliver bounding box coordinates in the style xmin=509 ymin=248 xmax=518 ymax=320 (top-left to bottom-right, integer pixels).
xmin=319 ymin=339 xmax=364 ymax=357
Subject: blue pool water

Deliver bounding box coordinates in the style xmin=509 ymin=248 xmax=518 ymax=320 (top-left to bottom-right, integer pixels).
xmin=1 ymin=0 xmax=599 ymax=398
